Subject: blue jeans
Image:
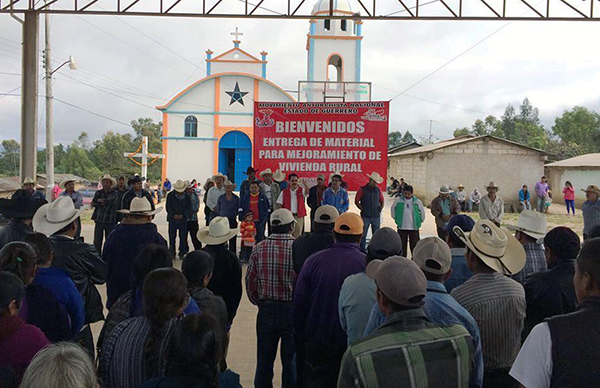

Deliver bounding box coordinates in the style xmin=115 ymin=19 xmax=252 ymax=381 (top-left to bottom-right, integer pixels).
xmin=255 ymin=301 xmax=296 ymax=388
xmin=168 ymin=219 xmax=189 ymax=256
xmin=565 ymin=199 xmax=575 ymax=214
xmin=360 ymin=216 xmax=381 ymax=250
xmin=537 ymin=196 xmax=545 ymax=212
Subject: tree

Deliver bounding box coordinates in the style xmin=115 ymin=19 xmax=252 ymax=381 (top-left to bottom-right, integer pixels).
xmin=401 ymin=130 xmax=416 ymax=143
xmin=58 ymin=144 xmax=102 ymax=179
xmin=89 ymin=131 xmax=137 ymax=178
xmin=0 ymin=139 xmax=20 ymax=177
xmin=388 ymin=131 xmax=404 ymax=148
xmin=453 ymin=127 xmax=471 ymax=138
xmin=552 ymin=106 xmax=600 ymax=154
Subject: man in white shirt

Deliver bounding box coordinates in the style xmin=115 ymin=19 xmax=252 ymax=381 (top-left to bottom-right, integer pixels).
xmin=479 ymin=181 xmax=504 ymax=226
xmin=390 ymin=185 xmax=425 ymax=257
xmin=276 ymin=173 xmax=308 ymax=238
xmin=509 ymin=238 xmax=600 ymax=388
xmin=206 ymin=173 xmax=226 ymax=221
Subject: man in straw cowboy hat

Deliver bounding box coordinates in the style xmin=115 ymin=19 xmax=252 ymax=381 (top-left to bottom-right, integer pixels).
xmin=259 ymin=169 xmax=281 ymax=225
xmin=294 ymin=213 xmax=366 ymax=387
xmin=355 ymin=172 xmax=385 ymax=250
xmin=321 ymin=172 xmax=349 ymax=215
xmin=21 ymin=176 xmax=45 ymax=200
xmin=166 ymin=179 xmax=193 ymax=259
xmin=338 ymin=256 xmax=473 ymax=388
xmin=456 ymin=184 xmax=469 ymax=212
xmin=90 ymin=174 xmax=118 ymax=255
xmin=59 ymin=178 xmax=83 ymax=209
xmin=121 ymin=175 xmax=155 ymax=212
xmin=479 ymin=181 xmax=504 ymax=227
xmin=431 ymin=185 xmax=461 ymax=240
xmin=185 ymin=181 xmax=202 ymax=251
xmin=199 ymin=217 xmax=242 ymax=329
xmin=450 ymin=220 xmax=526 ymax=387
xmin=0 ymin=189 xmax=46 ymax=249
xmin=273 ymin=169 xmax=287 ymax=190
xmin=582 ymin=184 xmax=600 ymax=240
xmin=506 ymin=210 xmax=548 ymax=285
xmin=245 ymin=208 xmax=297 ymax=388
xmin=103 ymin=197 xmax=165 ymax=309
xmin=307 ymin=173 xmax=326 ymax=230
xmin=206 ymin=173 xmax=227 ymax=221
xmin=33 ymin=196 xmax=107 ymax=353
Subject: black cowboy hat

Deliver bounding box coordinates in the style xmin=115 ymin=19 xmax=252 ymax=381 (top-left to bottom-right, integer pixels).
xmin=243 ymin=167 xmax=257 ymax=175
xmin=128 ymin=175 xmax=143 ymax=185
xmin=0 ymin=189 xmax=47 ymax=219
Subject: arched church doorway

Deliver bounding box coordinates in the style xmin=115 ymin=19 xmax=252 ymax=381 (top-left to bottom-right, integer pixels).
xmin=218 ymin=131 xmax=252 ymax=186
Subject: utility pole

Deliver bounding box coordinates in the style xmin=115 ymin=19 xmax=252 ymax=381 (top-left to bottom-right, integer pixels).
xmin=20 ymin=12 xmax=39 ymax=183
xmin=428 ymin=119 xmax=433 ymax=143
xmin=44 ymin=10 xmax=54 ymax=200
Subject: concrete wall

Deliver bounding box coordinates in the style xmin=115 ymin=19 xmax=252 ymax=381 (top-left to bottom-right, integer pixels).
xmin=389 ymin=138 xmax=545 ymax=208
xmin=547 ymin=167 xmax=600 ymax=208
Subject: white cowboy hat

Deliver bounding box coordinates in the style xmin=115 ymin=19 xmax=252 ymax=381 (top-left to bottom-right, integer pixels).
xmin=582 ymin=185 xmax=600 ymax=195
xmin=117 ymin=197 xmax=162 ymax=216
xmin=212 ymin=173 xmax=227 ymax=182
xmin=22 ymin=176 xmax=36 ymax=185
xmin=223 ymin=180 xmax=234 ymax=187
xmin=197 ymin=216 xmax=239 ymax=245
xmin=59 ymin=177 xmax=76 ymax=189
xmin=259 ymin=168 xmax=274 ymax=178
xmin=453 ymin=219 xmax=526 ymax=275
xmin=173 ymin=179 xmax=187 ymax=193
xmin=506 ymin=210 xmax=547 ymax=240
xmin=486 ymin=181 xmax=499 ymax=190
xmin=273 ymin=169 xmax=286 ymax=182
xmin=184 ymin=180 xmax=192 ymax=189
xmin=439 ymin=185 xmax=453 ymax=194
xmin=330 ymin=171 xmax=344 ymax=180
xmin=100 ymin=174 xmax=117 ymax=188
xmin=33 ymin=196 xmax=85 ymax=236
xmin=366 ymin=172 xmax=384 ymax=184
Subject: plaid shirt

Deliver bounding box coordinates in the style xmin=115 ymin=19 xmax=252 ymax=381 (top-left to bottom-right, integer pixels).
xmin=245 ymin=233 xmax=296 ymax=304
xmin=512 ymin=243 xmax=547 ymax=284
xmin=338 ymin=309 xmax=473 ymax=388
xmin=91 ymin=188 xmax=118 ymax=224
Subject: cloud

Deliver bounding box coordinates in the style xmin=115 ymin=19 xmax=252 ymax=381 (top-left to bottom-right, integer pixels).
xmin=1 ymin=4 xmax=599 ymax=146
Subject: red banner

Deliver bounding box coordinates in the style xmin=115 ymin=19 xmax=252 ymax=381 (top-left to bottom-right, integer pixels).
xmin=253 ymin=101 xmax=389 ymax=191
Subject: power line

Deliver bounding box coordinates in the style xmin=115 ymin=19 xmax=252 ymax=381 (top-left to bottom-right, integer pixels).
xmin=390 ymin=22 xmax=512 ymax=101
xmin=53 ymin=97 xmax=131 ymax=127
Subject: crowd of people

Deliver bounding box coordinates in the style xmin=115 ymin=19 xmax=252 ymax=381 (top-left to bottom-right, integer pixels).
xmin=0 ymin=168 xmax=600 ymax=388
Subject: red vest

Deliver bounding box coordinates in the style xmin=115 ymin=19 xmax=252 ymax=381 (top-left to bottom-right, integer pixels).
xmin=282 ymin=187 xmax=307 ymax=217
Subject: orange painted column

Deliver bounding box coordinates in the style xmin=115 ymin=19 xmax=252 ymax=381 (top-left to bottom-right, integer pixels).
xmin=213 ymin=77 xmax=221 ymax=175
xmin=161 ymin=112 xmax=169 ymax=182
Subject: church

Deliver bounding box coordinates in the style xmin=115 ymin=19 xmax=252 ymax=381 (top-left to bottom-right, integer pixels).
xmin=157 ymin=0 xmax=366 ymax=185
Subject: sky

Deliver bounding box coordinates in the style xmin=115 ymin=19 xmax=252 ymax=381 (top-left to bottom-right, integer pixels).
xmin=1 ymin=0 xmax=599 ymax=146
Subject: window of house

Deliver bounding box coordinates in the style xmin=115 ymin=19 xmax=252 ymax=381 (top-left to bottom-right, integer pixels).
xmin=341 ymin=19 xmax=347 ymax=31
xmin=324 ymin=19 xmax=331 ymax=30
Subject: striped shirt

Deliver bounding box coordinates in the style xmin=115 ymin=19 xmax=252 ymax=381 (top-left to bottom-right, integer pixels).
xmin=450 ymin=272 xmax=525 ymax=370
xmin=511 ymin=243 xmax=547 ymax=284
xmin=338 ymin=309 xmax=473 ymax=388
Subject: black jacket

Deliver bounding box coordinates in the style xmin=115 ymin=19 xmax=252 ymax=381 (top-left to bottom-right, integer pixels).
xmin=121 ymin=189 xmax=155 ymax=211
xmin=524 ymin=259 xmax=577 ymax=336
xmin=0 ymin=220 xmax=33 ymax=250
xmin=203 ymin=244 xmax=242 ymax=325
xmin=292 ymin=224 xmax=335 ymax=273
xmin=166 ymin=191 xmax=192 ymax=222
xmin=50 ymin=235 xmax=107 ymax=324
xmin=307 ymin=185 xmax=324 ymax=211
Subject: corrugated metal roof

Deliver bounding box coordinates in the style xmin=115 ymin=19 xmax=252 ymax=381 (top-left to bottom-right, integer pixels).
xmin=546 ymin=153 xmax=600 ymax=168
xmin=388 ymin=135 xmax=547 ymax=157
xmin=0 ymin=178 xmax=21 ymax=192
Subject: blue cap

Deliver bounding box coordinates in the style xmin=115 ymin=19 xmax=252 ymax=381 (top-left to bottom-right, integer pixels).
xmin=446 ymin=214 xmax=475 ymax=232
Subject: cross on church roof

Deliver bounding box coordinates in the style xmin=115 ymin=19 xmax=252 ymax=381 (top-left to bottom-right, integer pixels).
xmin=231 ymin=27 xmax=243 ymax=42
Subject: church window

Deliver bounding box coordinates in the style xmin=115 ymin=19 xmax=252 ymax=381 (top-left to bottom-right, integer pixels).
xmin=184 ymin=116 xmax=198 ymax=137
xmin=341 ymin=19 xmax=347 ymax=31
xmin=324 ymin=19 xmax=331 ymax=31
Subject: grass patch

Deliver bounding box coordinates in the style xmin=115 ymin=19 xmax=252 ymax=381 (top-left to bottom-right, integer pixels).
xmin=463 ymin=211 xmax=584 ymax=237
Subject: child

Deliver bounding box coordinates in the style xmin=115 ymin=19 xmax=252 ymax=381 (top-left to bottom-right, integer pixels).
xmin=544 ymin=190 xmax=553 ymax=214
xmin=563 ymin=181 xmax=575 ymax=215
xmin=239 ymin=212 xmax=256 ymax=264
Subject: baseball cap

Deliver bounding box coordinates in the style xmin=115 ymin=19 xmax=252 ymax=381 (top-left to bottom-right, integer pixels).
xmin=270 ymin=208 xmax=295 ymax=226
xmin=314 ymin=205 xmax=339 ymax=225
xmin=366 ymin=256 xmax=426 ymax=307
xmin=413 ymin=236 xmax=452 ymax=275
xmin=334 ymin=212 xmax=364 ymax=235
xmin=368 ymin=227 xmax=403 ymax=259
